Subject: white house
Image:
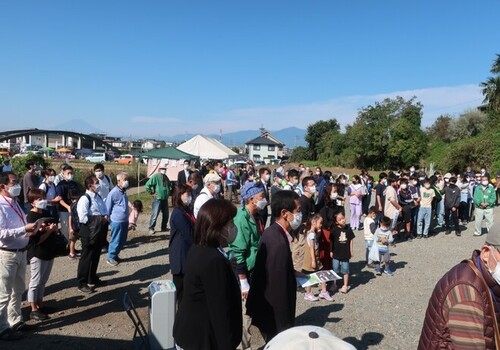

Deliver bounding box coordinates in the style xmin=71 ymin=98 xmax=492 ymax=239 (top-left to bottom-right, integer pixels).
xmin=245 ymin=129 xmax=285 ymax=164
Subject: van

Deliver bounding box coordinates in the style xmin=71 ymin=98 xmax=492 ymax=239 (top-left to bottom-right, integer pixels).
xmin=86 ymin=152 xmax=106 ymax=163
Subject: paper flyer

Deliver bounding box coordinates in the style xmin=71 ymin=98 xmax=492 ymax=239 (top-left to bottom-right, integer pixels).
xmin=296 ymin=270 xmax=342 ymax=287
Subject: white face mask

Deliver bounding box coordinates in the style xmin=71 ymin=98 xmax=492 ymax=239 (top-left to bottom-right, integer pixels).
xmin=184 ymin=196 xmax=192 ymax=206
xmin=48 ymin=176 xmax=55 ymax=183
xmin=213 ymin=184 xmax=221 ymax=193
xmin=122 ymin=180 xmax=129 ymax=189
xmin=488 ymin=252 xmax=500 ymax=285
xmin=95 ymin=171 xmax=104 ymax=179
xmin=35 ymin=199 xmax=48 ymax=210
xmin=400 ymin=184 xmax=407 ymax=190
xmin=66 ymin=174 xmax=74 ymax=181
xmin=330 ymin=193 xmax=338 ymax=200
xmin=256 ymin=198 xmax=268 ymax=210
xmin=424 ymin=184 xmax=430 ymax=189
xmin=7 ymin=184 xmax=22 ymax=197
xmin=160 ymin=169 xmax=166 ymax=175
xmin=419 ymin=177 xmax=425 ymax=181
xmin=192 ymin=184 xmax=199 ymax=190
xmin=482 ymin=181 xmax=489 ymax=186
xmin=226 ymin=225 xmax=238 ymax=245
xmin=309 ymin=185 xmax=317 ymax=194
xmin=289 ymin=212 xmax=302 ymax=230
xmin=262 ymin=174 xmax=270 ymax=182
xmin=410 ymin=167 xmax=415 ymax=172
xmin=292 ymin=179 xmax=299 ymax=186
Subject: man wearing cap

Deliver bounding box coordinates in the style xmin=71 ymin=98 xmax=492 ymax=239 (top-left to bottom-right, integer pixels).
xmin=193 ymin=173 xmax=221 ymax=218
xmin=145 ymin=165 xmax=171 ymax=235
xmin=229 ymin=182 xmax=266 ymax=350
xmin=419 ymin=227 xmax=500 ymax=349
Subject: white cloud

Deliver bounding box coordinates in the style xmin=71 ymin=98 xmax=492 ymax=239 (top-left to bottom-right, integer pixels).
xmin=219 ymin=84 xmax=483 ymax=130
xmin=131 ymin=116 xmax=182 ymax=123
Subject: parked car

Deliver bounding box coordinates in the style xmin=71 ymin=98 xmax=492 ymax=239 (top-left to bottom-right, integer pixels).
xmin=86 ymin=152 xmax=106 ymax=163
xmin=115 ymin=154 xmax=136 ymax=164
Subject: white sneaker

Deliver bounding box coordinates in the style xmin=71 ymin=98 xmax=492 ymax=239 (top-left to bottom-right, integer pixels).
xmin=318 ymin=291 xmax=333 ymax=301
xmin=149 ymin=230 xmax=155 ymax=235
xmin=473 ymin=232 xmax=482 ymax=236
xmin=304 ymin=293 xmax=319 ymax=302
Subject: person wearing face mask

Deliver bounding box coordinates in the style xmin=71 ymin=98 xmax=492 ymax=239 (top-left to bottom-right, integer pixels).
xmin=186 ymin=171 xmax=201 ymax=201
xmin=376 ymin=172 xmax=388 ymax=222
xmin=169 ymin=184 xmax=196 ymax=306
xmin=76 ymin=175 xmax=108 ymax=294
xmin=246 ymin=190 xmax=302 ymax=342
xmin=226 ymin=166 xmax=239 ymax=203
xmin=256 ymin=167 xmax=271 ymax=227
xmin=39 ymin=168 xmax=62 ymax=220
xmin=173 ymin=199 xmax=242 ymax=350
xmin=291 ymin=177 xmax=316 ymax=272
xmin=55 ymin=165 xmax=79 ymax=254
xmin=419 ymin=226 xmax=500 ymax=349
xmin=145 ymin=165 xmax=172 ymax=234
xmin=473 ymin=175 xmax=496 ymax=236
xmin=283 ymin=169 xmax=301 ymax=196
xmin=25 ymin=189 xmax=58 ymax=322
xmin=177 ymin=160 xmax=192 ymax=186
xmin=22 ymin=161 xmax=40 ymax=213
xmin=193 ymin=173 xmax=222 ymax=219
xmin=93 ymin=164 xmax=113 ymax=202
xmin=336 ymin=174 xmax=348 ymax=213
xmin=105 ymin=172 xmax=130 ymax=266
xmin=0 ymin=172 xmax=37 ymax=341
xmin=347 ymin=175 xmax=366 ymax=231
xmin=384 ymin=174 xmax=403 ymax=233
xmin=228 ymin=181 xmax=266 ymax=350
xmin=443 ymin=177 xmax=461 ymax=236
xmin=416 ymin=178 xmax=435 ymax=239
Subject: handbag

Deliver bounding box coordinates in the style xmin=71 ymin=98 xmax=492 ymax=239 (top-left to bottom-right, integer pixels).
xmin=368 ymin=240 xmax=380 ymax=262
xmin=53 ymin=231 xmax=69 ymax=257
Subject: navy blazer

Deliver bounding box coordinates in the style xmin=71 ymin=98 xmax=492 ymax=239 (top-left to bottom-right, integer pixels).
xmin=169 ymin=207 xmax=195 ymax=275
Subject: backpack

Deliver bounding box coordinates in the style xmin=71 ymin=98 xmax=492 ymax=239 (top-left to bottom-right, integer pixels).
xmin=70 ymin=194 xmax=91 ymax=233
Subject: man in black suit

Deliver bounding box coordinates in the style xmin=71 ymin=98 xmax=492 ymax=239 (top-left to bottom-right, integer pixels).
xmin=177 ymin=160 xmax=192 ymax=186
xmin=257 ymin=167 xmax=271 ymax=227
xmin=246 ymin=190 xmax=301 ymax=342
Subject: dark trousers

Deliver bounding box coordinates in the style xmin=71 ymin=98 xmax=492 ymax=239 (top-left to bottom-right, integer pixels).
xmin=149 ymin=198 xmax=169 ymax=231
xmin=459 ymin=201 xmax=469 ymax=222
xmin=173 ymin=273 xmax=184 ymax=306
xmin=77 ymin=221 xmax=106 ymax=287
xmin=444 ymin=207 xmax=459 ymax=232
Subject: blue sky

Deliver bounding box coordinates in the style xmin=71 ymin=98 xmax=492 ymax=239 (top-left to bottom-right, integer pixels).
xmin=0 ymin=1 xmax=498 ymax=138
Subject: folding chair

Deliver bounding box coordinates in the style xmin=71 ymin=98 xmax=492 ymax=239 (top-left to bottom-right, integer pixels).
xmin=123 ymin=292 xmax=151 ymax=350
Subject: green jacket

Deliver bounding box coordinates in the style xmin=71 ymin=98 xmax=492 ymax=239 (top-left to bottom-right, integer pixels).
xmin=145 ymin=173 xmax=171 ymax=200
xmin=229 ymin=207 xmax=261 ymax=275
xmin=473 ymin=184 xmax=496 ymax=209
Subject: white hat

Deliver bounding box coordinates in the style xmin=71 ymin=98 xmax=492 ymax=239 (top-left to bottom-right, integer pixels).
xmin=203 ymin=172 xmax=221 ymax=184
xmin=444 ymin=173 xmax=452 ymax=179
xmin=264 ymin=326 xmax=356 ymax=350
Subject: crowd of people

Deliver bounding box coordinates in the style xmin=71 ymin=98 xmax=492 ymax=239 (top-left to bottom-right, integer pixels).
xmin=0 ymin=157 xmax=499 ymax=347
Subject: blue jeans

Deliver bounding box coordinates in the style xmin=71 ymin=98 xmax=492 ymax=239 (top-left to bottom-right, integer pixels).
xmin=108 ymin=221 xmax=129 ymax=261
xmin=436 ymin=200 xmax=444 ymax=226
xmin=149 ymin=198 xmax=169 ymax=231
xmin=417 ymin=207 xmax=431 ymax=236
xmin=332 ymin=259 xmax=350 ymax=275
xmin=365 ymin=240 xmax=373 ymax=263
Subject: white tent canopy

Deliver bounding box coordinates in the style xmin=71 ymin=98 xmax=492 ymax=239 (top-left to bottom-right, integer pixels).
xmin=177 ymin=134 xmax=237 ymax=159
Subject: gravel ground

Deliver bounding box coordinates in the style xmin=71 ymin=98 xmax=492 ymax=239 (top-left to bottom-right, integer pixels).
xmin=8 ymin=205 xmax=499 ymax=350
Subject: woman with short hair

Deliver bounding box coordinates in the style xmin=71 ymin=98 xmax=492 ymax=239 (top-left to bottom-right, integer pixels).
xmin=173 ymin=199 xmax=242 ymax=350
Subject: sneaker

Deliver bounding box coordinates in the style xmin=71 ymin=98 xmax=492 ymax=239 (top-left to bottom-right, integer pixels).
xmin=106 ymin=258 xmax=119 ymax=266
xmin=384 ymin=269 xmax=394 ymax=276
xmin=149 ymin=229 xmax=155 ymax=235
xmin=367 ymin=263 xmax=377 ymax=269
xmin=340 ymin=285 xmax=351 ymax=294
xmin=30 ymin=310 xmax=49 ymax=321
xmin=375 ymin=268 xmax=382 ymax=276
xmin=473 ymin=232 xmax=482 ymax=236
xmin=455 ymin=231 xmax=461 ymax=237
xmin=423 ymin=235 xmax=428 ymax=239
xmin=318 ymin=291 xmax=334 ymax=301
xmin=445 ymin=230 xmax=452 ymax=235
xmin=78 ymin=285 xmax=94 ymax=294
xmin=10 ymin=321 xmax=36 ymax=332
xmin=416 ymin=234 xmax=422 ymax=239
xmin=0 ymin=328 xmax=22 ymax=341
xmin=304 ymin=293 xmax=319 ymax=301
xmin=68 ymin=253 xmax=78 ymax=260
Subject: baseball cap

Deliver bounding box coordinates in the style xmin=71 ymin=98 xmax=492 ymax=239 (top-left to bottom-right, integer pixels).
xmin=264 ymin=326 xmax=356 ymax=350
xmin=203 ymin=173 xmax=221 ymax=184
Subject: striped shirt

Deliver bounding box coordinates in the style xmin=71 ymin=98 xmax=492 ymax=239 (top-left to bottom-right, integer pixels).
xmin=444 ymin=284 xmax=486 ymax=349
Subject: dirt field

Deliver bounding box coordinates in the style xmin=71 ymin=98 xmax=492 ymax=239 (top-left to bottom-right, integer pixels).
xmin=7 ymin=202 xmax=500 ymax=350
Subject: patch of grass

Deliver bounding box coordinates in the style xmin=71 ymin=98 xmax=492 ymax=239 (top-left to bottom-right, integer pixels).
xmin=128 ymin=190 xmax=155 ymax=214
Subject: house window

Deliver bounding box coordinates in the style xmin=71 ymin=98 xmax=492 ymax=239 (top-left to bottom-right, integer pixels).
xmin=268 ymin=145 xmax=275 ymax=151
xmin=253 ymin=145 xmax=260 ymax=151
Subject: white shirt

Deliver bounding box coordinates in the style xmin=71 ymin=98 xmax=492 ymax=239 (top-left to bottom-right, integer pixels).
xmin=0 ymin=196 xmax=28 ymax=249
xmin=77 ymin=191 xmax=108 ymax=224
xmin=96 ymin=174 xmax=113 ymax=202
xmin=193 ymin=187 xmax=214 ymax=218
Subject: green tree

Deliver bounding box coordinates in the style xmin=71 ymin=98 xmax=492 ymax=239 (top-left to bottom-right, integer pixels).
xmin=449 ymin=109 xmax=487 ymax=141
xmin=480 ymin=53 xmax=500 ymax=112
xmin=304 ymin=119 xmax=340 ymax=161
xmin=289 ymin=146 xmax=310 ymax=162
xmin=426 ymin=114 xmax=453 ymax=142
xmin=317 ymin=130 xmax=345 ymax=165
xmin=10 ymin=153 xmax=49 ymax=179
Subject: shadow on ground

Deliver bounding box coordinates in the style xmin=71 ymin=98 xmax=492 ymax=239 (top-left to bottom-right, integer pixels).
xmin=6 ymin=334 xmax=131 ymax=350
xmin=295 ymin=303 xmax=344 ymax=327
xmin=344 ymin=332 xmax=384 ymax=349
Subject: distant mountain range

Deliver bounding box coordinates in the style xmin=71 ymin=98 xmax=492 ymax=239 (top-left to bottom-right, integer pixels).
xmin=169 ymin=127 xmax=307 ymax=147
xmin=51 ymin=119 xmax=307 ymax=148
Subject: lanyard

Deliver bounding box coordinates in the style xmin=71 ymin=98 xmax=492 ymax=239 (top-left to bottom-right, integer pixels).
xmin=1 ymin=195 xmax=26 ymax=225
xmin=254 ymin=215 xmax=264 ymax=235
xmin=184 ymin=211 xmax=196 ymax=225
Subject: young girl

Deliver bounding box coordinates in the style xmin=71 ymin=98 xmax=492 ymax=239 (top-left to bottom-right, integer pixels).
xmin=128 ymin=199 xmax=143 ymax=231
xmin=302 ymin=214 xmax=333 ymax=302
xmin=347 ymin=175 xmax=366 ymax=231
xmin=330 ymin=211 xmax=355 ymax=293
